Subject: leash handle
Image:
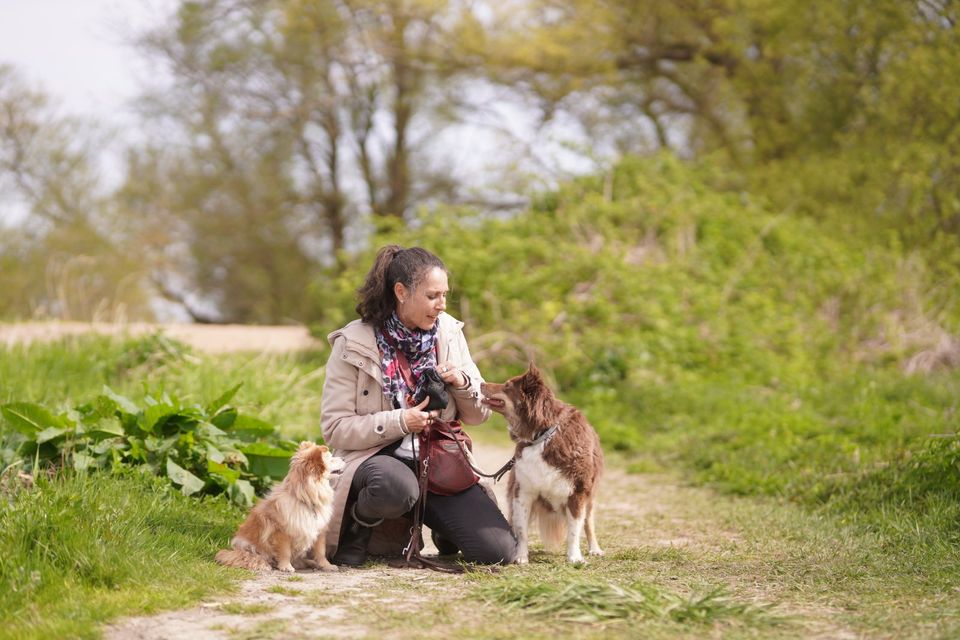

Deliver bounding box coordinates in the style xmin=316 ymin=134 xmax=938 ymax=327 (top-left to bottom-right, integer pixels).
xmin=441 ymin=422 xmax=515 ymax=482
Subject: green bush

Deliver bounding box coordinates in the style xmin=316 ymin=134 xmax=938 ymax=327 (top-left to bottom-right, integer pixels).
xmin=308 ymin=154 xmax=960 ymax=542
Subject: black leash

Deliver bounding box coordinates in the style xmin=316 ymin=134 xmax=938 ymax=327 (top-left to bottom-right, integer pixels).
xmin=451 ymin=425 xmax=559 ymax=483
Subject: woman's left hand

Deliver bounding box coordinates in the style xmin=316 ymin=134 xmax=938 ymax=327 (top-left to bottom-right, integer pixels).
xmin=436 ymin=361 xmax=468 ymax=389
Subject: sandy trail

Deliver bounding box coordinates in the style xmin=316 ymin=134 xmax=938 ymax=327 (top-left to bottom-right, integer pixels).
xmin=0 ymin=321 xmax=319 ymax=353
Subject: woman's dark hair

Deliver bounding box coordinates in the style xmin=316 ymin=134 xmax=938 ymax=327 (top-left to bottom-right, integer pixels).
xmin=356 ymin=245 xmax=447 ymax=327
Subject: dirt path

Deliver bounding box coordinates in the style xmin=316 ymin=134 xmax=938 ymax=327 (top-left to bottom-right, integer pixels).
xmin=0 ymin=322 xmax=319 ymax=353
xmin=102 ymin=441 xmax=865 ymax=640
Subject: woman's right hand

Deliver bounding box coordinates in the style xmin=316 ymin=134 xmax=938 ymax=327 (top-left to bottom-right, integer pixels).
xmin=403 ymin=397 xmax=437 ymax=433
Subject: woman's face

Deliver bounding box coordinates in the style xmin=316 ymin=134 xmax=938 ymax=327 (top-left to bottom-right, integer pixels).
xmin=395 ymin=267 xmax=448 ymax=331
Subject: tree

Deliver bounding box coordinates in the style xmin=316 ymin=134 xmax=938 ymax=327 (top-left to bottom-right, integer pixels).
xmin=0 ymin=65 xmax=150 ymax=321
xmin=121 ymin=0 xmax=483 ymax=323
xmin=471 ymin=0 xmax=960 ymax=240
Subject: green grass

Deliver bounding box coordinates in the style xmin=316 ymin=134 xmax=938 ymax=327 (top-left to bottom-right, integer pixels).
xmin=0 ymin=469 xmax=244 ymax=640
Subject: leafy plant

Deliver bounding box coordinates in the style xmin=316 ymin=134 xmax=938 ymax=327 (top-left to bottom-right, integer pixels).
xmin=0 ymin=384 xmax=297 ymax=506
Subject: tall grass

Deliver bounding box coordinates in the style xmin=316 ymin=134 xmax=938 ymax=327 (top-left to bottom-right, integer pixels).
xmin=0 ymin=470 xmax=243 ymax=639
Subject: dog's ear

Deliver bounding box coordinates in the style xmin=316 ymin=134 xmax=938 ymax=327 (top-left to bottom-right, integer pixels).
xmin=520 ymin=364 xmax=546 ymax=400
xmin=298 ymin=440 xmax=314 ymax=451
xmin=522 ymin=363 xmax=544 ymax=391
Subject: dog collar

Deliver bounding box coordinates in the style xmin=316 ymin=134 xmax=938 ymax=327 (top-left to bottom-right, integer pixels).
xmin=530 ymin=425 xmax=558 ymax=446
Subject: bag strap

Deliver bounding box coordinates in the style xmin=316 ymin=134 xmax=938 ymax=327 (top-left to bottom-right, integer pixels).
xmin=399 ymin=426 xmax=465 ymax=574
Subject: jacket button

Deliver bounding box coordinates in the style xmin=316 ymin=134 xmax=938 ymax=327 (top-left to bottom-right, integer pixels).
xmin=363 ymin=390 xmax=369 ymax=396
xmin=342 ymin=354 xmax=348 ymax=359
xmin=357 ymin=360 xmax=364 ymax=367
xmin=374 ymin=424 xmax=385 ymax=434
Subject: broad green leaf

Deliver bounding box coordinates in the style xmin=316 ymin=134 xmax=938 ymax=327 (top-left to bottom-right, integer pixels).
xmin=102 ymin=386 xmax=139 ymax=415
xmin=198 ymin=422 xmax=227 ymax=439
xmin=73 ymin=452 xmax=96 ymax=471
xmin=228 ymin=479 xmax=255 ymax=507
xmin=207 ymin=383 xmax=243 ymax=414
xmin=207 ymin=459 xmax=239 ymax=483
xmin=144 ymin=435 xmax=179 ymax=454
xmin=1 ymin=403 xmax=64 ymax=435
xmin=210 ymin=408 xmax=238 ymax=430
xmin=225 ymin=414 xmax=276 ymax=441
xmin=206 ymin=442 xmax=225 ymax=464
xmin=141 ymin=403 xmax=177 ymax=434
xmin=92 ymin=437 xmax=126 ymax=455
xmin=166 ymin=458 xmax=205 ymax=495
xmin=240 ymin=442 xmax=294 ymax=479
xmin=87 ymin=416 xmax=126 ymax=440
xmin=36 ymin=427 xmax=69 ymax=444
xmin=93 ymin=395 xmax=119 ymax=418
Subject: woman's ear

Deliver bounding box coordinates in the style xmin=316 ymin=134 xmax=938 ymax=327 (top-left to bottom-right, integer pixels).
xmin=394 ymin=282 xmax=409 ymax=304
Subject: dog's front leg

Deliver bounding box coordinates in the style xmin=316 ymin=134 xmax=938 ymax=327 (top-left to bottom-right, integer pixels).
xmin=511 ymin=491 xmax=535 ymax=564
xmin=308 ymin=534 xmax=338 ymax=572
xmin=274 ymin=536 xmax=295 ymax=572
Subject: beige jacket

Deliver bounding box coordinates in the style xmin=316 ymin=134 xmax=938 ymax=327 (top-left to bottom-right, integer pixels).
xmin=320 ymin=312 xmax=489 ymax=557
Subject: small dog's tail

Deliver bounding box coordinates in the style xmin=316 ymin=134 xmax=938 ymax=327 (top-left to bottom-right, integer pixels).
xmin=533 ymin=501 xmax=566 ymax=552
xmin=215 ymin=548 xmax=272 ymax=571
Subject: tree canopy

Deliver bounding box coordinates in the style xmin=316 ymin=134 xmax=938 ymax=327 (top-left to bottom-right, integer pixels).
xmin=1 ymin=1 xmax=958 ymax=323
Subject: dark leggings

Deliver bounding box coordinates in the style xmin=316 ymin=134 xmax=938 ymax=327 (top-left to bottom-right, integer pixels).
xmin=345 ymin=446 xmax=517 ymax=565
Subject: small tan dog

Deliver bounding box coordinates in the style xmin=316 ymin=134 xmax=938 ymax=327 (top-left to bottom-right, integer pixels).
xmin=215 ymin=441 xmax=344 ymax=572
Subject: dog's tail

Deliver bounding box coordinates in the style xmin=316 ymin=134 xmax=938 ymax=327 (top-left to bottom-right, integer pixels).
xmin=215 ymin=548 xmax=272 ymax=571
xmin=533 ymin=501 xmax=566 ymax=552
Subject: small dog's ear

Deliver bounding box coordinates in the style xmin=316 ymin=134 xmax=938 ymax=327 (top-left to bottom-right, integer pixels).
xmin=298 ymin=441 xmax=314 ymax=451
xmin=521 ymin=364 xmax=545 ymax=396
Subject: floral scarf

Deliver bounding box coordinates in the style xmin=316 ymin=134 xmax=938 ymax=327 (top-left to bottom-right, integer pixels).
xmin=375 ymin=312 xmax=439 ymax=408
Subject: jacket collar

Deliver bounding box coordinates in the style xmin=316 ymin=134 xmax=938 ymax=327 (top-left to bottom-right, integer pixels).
xmin=328 ymin=312 xmax=464 ymax=363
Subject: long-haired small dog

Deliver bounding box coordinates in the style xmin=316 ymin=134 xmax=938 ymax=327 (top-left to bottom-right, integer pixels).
xmin=215 ymin=441 xmax=344 ymax=572
xmin=481 ymin=364 xmax=603 ymax=564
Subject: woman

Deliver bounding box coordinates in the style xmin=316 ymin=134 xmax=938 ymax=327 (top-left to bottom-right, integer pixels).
xmin=320 ymin=245 xmax=517 ymax=566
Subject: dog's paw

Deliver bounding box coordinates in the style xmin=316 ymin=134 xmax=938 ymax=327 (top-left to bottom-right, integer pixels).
xmin=589 ymin=548 xmax=605 ymax=557
xmin=319 ymin=563 xmax=339 ymax=573
xmin=277 ymin=563 xmax=295 ymax=573
xmin=567 ymin=553 xmax=585 ymax=564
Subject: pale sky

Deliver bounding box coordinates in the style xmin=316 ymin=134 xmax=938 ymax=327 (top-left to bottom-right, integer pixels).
xmin=0 ymin=0 xmax=173 ymax=124
xmin=0 ymin=0 xmax=600 ymax=224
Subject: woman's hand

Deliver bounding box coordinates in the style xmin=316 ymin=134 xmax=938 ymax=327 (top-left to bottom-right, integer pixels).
xmin=402 ymin=397 xmax=440 ymax=433
xmin=436 ymin=361 xmax=469 ymax=389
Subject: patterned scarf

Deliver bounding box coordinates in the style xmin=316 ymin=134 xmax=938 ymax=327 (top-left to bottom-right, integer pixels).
xmin=375 ymin=311 xmax=439 ymax=408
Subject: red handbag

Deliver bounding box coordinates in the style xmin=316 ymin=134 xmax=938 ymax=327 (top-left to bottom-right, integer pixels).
xmin=395 ymin=350 xmax=479 ymax=496
xmin=419 ymin=420 xmax=479 ymax=496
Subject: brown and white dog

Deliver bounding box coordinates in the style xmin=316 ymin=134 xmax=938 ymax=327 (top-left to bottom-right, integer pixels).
xmin=215 ymin=441 xmax=344 ymax=572
xmin=481 ymin=364 xmax=603 ymax=564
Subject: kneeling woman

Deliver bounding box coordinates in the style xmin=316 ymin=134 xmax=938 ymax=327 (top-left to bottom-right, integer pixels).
xmin=320 ymin=245 xmax=517 ymax=566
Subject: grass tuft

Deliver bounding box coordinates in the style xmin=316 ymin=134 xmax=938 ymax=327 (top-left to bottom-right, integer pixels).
xmin=474 ymin=577 xmax=777 ymax=626
xmin=220 ymin=602 xmax=274 ymax=615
